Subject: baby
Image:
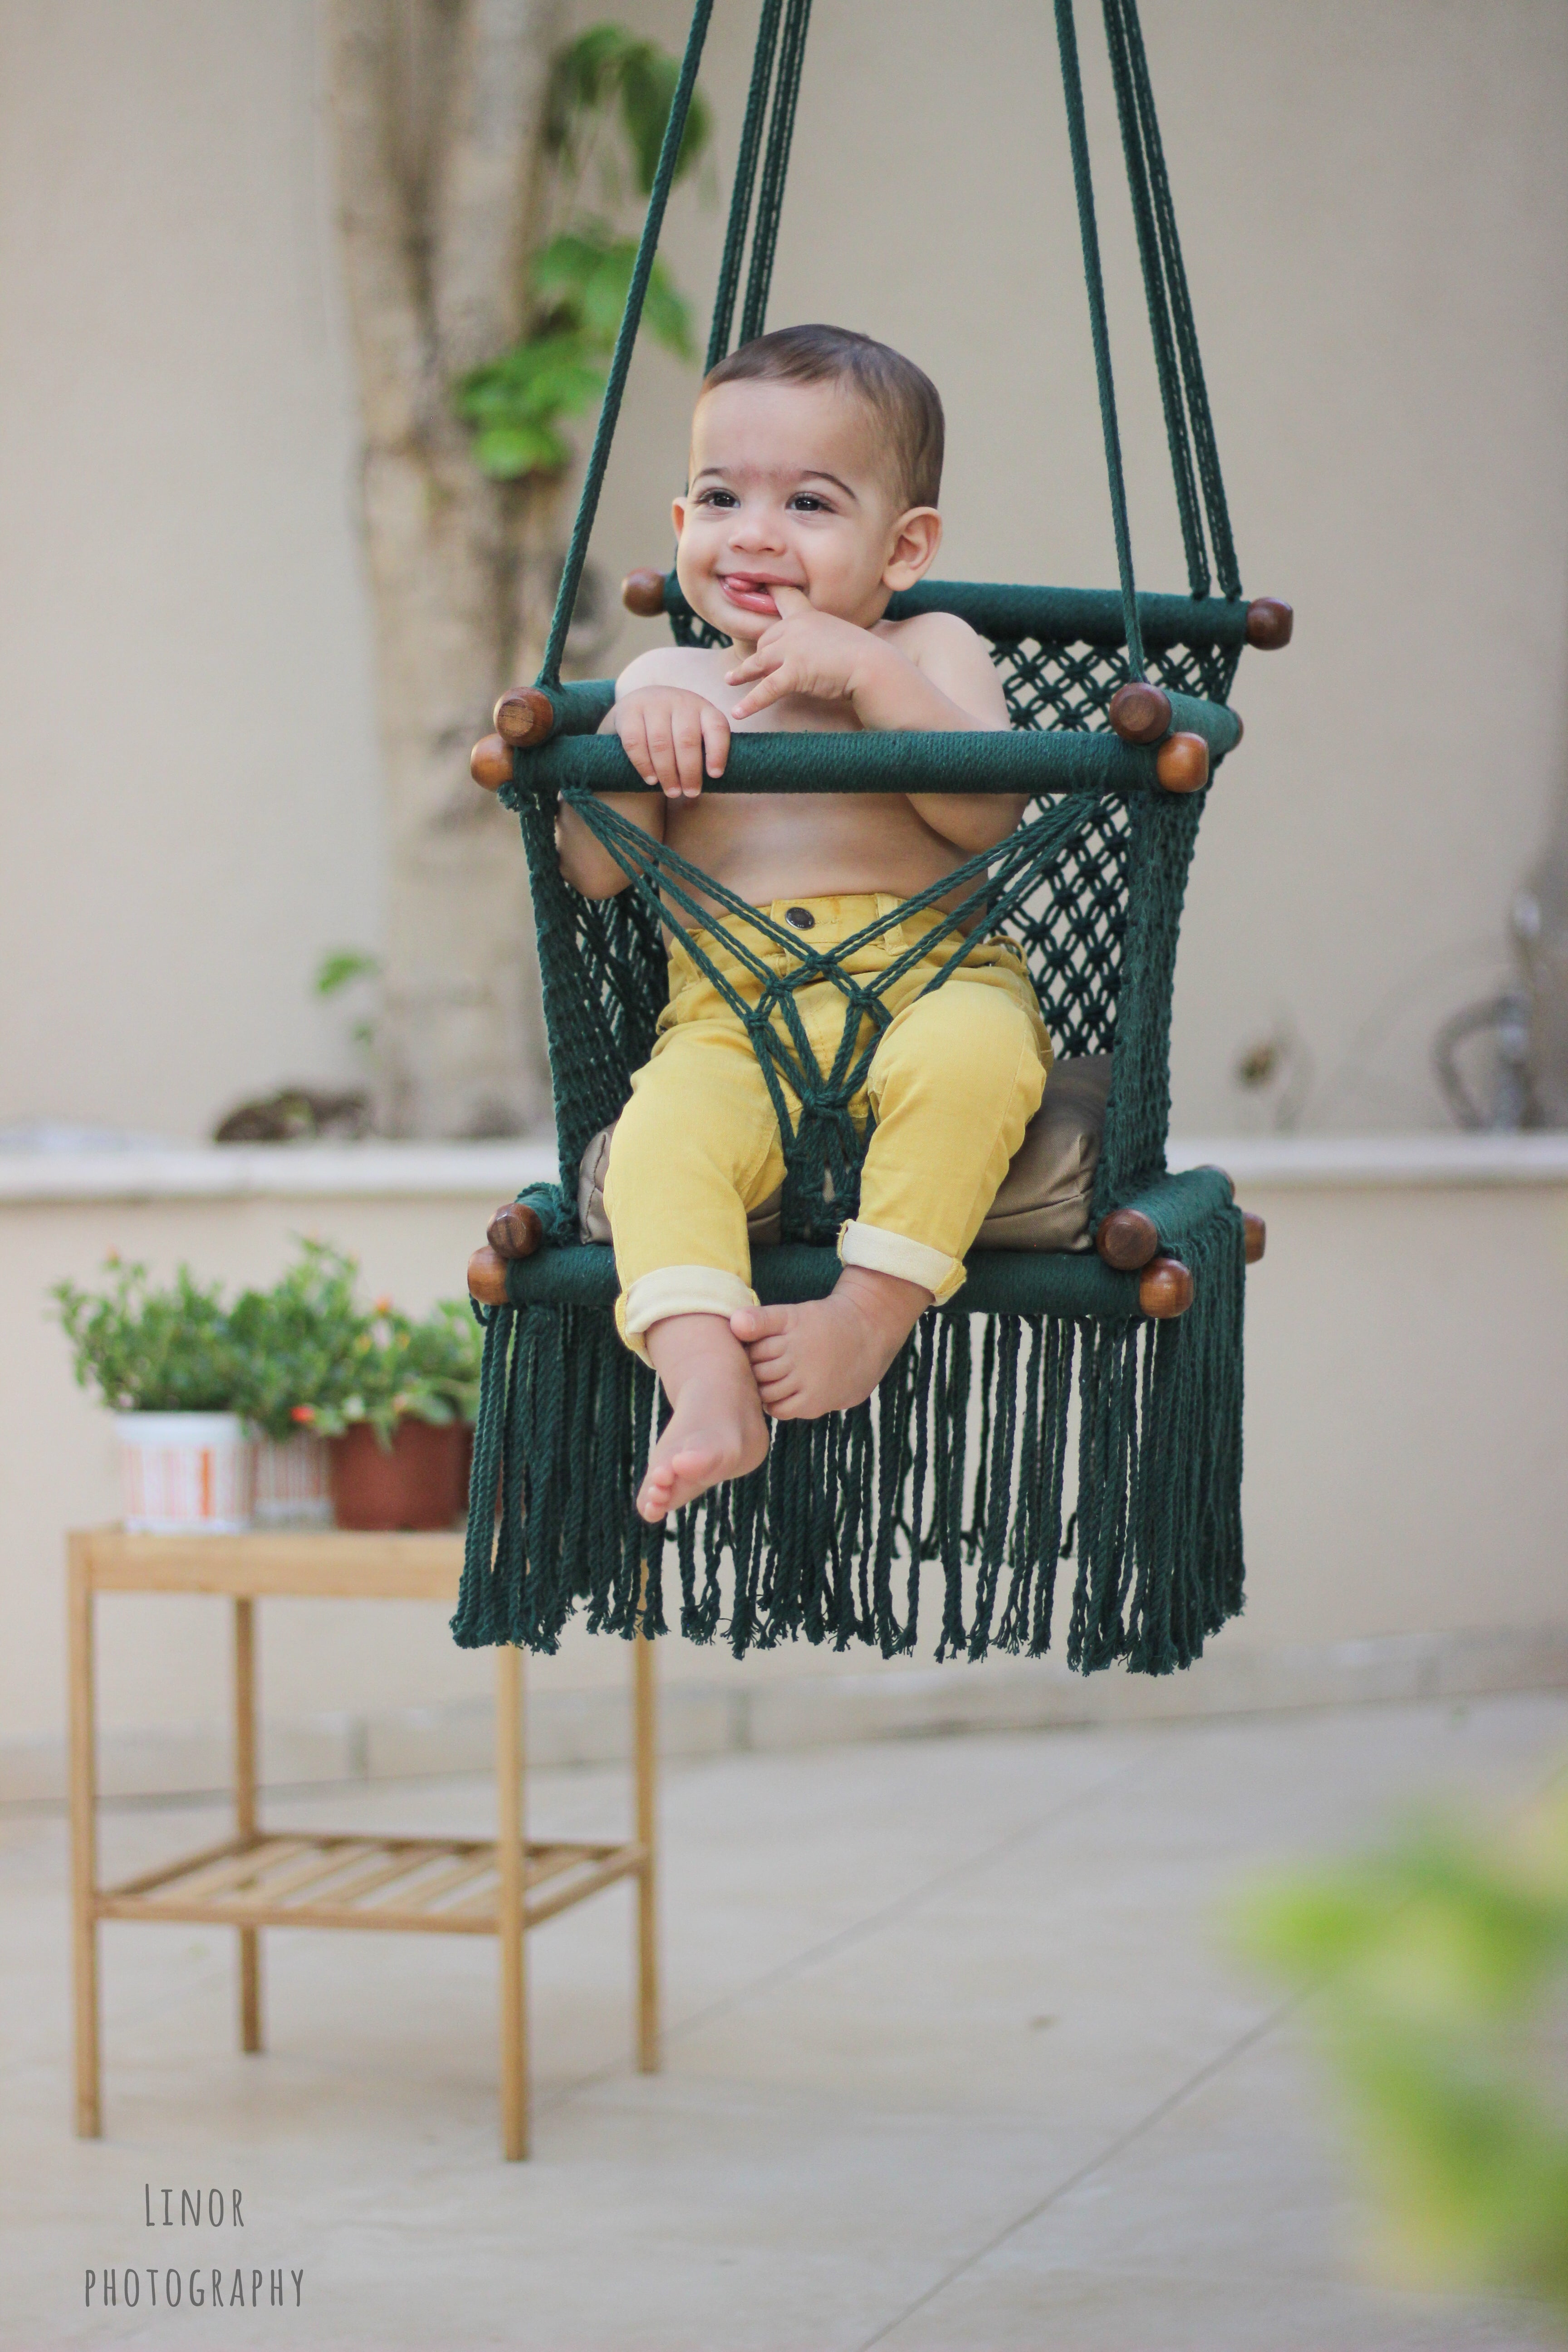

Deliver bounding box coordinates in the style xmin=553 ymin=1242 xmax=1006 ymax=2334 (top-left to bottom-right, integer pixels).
xmin=556 ymin=324 xmax=1051 ymax=1524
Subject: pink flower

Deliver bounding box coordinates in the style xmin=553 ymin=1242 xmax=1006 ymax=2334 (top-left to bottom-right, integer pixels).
xmin=290 ymin=1403 xmax=316 ymax=1426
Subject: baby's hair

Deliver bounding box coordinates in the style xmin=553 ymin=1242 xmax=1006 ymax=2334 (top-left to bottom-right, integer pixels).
xmin=701 ymin=324 xmax=944 ymax=510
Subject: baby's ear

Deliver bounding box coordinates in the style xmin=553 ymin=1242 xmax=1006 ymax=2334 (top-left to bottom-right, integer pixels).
xmin=671 ymin=494 xmax=687 ymax=538
xmin=883 ymin=506 xmax=942 ymax=592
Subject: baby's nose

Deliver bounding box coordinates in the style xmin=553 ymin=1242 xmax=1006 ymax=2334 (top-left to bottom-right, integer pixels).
xmin=729 ymin=509 xmax=784 ymax=549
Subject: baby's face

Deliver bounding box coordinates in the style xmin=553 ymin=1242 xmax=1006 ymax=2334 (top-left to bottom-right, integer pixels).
xmin=673 ymin=377 xmax=936 ymax=641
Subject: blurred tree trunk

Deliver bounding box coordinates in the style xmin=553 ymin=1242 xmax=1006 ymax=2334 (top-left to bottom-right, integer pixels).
xmin=327 ymin=0 xmax=562 ymax=1137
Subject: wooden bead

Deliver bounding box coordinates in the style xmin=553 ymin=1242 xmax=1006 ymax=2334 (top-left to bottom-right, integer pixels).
xmin=1245 ymin=597 xmax=1294 ymax=651
xmin=1155 ymin=732 xmax=1209 ymax=793
xmin=470 ymin=732 xmax=513 ymax=791
xmin=487 ymin=1201 xmax=544 ymax=1259
xmin=468 ymin=1246 xmax=510 ymax=1306
xmin=1139 ymin=1256 xmax=1194 ymax=1318
xmin=1096 ymin=1206 xmax=1160 ymax=1270
xmin=621 ymin=568 xmax=668 ymax=618
xmin=1242 ymin=1210 xmax=1266 ymax=1264
xmin=494 ymin=687 xmax=555 ymax=747
xmin=1108 ymin=681 xmax=1172 ymax=747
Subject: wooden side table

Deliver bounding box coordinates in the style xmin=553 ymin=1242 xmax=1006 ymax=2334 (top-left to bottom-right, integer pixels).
xmin=67 ymin=1528 xmax=658 ymax=2160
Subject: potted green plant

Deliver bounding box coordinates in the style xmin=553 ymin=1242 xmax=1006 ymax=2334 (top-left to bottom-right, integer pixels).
xmin=293 ymin=1295 xmax=483 ymax=1533
xmin=228 ymin=1241 xmax=364 ymax=1526
xmin=53 ymin=1259 xmax=253 ymax=1533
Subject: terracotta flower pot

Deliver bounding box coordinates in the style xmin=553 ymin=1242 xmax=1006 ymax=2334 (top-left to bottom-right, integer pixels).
xmin=328 ymin=1419 xmax=472 ymax=1532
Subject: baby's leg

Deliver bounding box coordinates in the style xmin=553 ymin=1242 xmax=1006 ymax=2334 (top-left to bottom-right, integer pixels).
xmin=734 ymin=975 xmax=1047 ymax=1418
xmin=603 ymin=1019 xmax=784 ymax=1519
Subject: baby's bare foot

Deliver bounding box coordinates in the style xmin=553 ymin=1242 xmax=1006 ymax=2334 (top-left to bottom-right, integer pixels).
xmin=730 ymin=1267 xmax=931 ymax=1421
xmin=638 ymin=1315 xmax=769 ymax=1522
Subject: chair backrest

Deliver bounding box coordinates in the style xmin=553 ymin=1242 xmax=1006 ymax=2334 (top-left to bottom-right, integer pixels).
xmin=519 ymin=578 xmax=1243 ymax=1233
xmin=661 ymin=572 xmax=1245 ymax=1095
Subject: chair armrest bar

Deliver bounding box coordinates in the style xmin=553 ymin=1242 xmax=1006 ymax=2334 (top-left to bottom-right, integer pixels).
xmin=511 ymin=716 xmax=1237 ymax=802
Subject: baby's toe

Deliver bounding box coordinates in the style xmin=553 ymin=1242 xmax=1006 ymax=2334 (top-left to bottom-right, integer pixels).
xmin=730 ymin=1304 xmax=790 ymax=1342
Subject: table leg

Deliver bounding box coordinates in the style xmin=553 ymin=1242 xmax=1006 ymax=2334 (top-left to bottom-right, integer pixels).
xmin=68 ymin=1538 xmax=101 ymax=2138
xmin=233 ymin=1597 xmax=262 ymax=2054
xmin=633 ymin=1615 xmax=660 ymax=2074
xmin=496 ymin=1644 xmax=528 ymax=2159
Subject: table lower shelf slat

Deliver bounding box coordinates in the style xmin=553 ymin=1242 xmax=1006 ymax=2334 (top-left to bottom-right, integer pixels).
xmin=96 ymin=1832 xmax=645 ymax=1936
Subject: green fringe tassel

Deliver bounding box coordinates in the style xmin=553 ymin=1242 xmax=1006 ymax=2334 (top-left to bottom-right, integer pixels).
xmin=452 ymin=1201 xmax=1245 ymax=1672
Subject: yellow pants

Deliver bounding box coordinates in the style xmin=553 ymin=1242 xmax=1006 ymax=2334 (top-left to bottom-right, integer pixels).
xmin=603 ymin=894 xmax=1052 ymax=1358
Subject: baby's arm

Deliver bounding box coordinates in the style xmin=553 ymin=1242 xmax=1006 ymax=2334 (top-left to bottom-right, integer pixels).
xmin=725 ymin=596 xmax=1020 ymax=848
xmin=890 ymin=613 xmax=1028 ymax=854
xmin=555 ymin=652 xmax=731 ymax=897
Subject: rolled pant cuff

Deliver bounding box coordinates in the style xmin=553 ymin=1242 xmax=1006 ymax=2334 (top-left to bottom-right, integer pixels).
xmin=838 ymin=1220 xmax=962 ymax=1303
xmin=617 ymin=1266 xmax=760 ymax=1363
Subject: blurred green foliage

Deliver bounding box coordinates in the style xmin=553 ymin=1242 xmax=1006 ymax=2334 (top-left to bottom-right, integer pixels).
xmin=455 ymin=23 xmax=712 ymax=482
xmin=314 ymin=946 xmax=380 ymax=1058
xmin=1235 ymin=1779 xmax=1568 ymax=2326
xmin=53 ymin=1260 xmax=241 ymax=1414
xmin=54 ymin=1243 xmax=482 ymax=1448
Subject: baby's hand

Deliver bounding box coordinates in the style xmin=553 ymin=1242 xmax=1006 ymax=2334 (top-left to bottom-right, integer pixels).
xmin=725 ymin=586 xmax=876 ymax=719
xmin=612 ymin=686 xmax=730 ymax=799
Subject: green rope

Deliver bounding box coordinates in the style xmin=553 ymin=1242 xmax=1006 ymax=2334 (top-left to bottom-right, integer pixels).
xmin=539 ymin=0 xmax=713 ymax=686
xmin=451 ymin=1178 xmax=1245 ymax=1671
xmin=703 ymin=0 xmax=784 ymax=372
xmin=1054 ymin=0 xmax=1146 ymax=680
xmin=1117 ymin=0 xmax=1240 ymax=600
xmin=560 ymin=778 xmax=1106 ymax=1239
xmin=1102 ymin=0 xmax=1240 ymax=602
xmin=738 ymin=0 xmax=813 ymax=345
xmin=1102 ymin=0 xmax=1208 ymax=598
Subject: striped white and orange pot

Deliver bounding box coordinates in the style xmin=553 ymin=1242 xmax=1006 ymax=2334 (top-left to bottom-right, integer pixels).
xmin=253 ymin=1432 xmax=333 ymax=1528
xmin=115 ymin=1413 xmax=255 ymax=1534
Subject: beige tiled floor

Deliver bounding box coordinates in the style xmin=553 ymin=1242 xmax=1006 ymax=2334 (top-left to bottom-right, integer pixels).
xmin=3 ymin=1695 xmax=1564 ymax=2349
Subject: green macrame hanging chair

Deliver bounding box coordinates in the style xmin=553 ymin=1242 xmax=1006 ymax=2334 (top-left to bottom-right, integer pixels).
xmin=453 ymin=0 xmax=1293 ymax=1673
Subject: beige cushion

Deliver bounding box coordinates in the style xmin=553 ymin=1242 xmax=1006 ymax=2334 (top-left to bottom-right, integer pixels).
xmin=578 ymin=1052 xmax=1112 ymax=1256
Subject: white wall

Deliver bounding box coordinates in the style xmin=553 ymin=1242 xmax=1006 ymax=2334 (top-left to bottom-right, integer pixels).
xmin=0 ymin=0 xmax=384 ymax=1140
xmin=2 ymin=3 xmax=1565 ymax=1141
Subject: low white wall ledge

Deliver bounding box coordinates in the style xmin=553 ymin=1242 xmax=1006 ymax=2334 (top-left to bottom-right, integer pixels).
xmin=1169 ymin=1132 xmax=1568 ymax=1187
xmin=0 ymin=1138 xmax=560 ymax=1204
xmin=1 ymin=1131 xmax=1566 ymax=1205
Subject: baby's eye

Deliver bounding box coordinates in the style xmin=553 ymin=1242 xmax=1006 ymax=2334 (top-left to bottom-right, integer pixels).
xmin=787 ymin=493 xmax=829 ymax=513
xmin=696 ymin=488 xmax=739 ymax=508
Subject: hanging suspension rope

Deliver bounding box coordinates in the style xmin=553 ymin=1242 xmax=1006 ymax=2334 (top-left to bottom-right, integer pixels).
xmin=1103 ymin=0 xmax=1240 ymax=599
xmin=1054 ymin=0 xmax=1147 ymax=680
xmin=540 ymin=0 xmax=715 ymax=686
xmin=737 ymin=0 xmax=813 ymax=344
xmin=703 ymin=0 xmax=784 ymax=372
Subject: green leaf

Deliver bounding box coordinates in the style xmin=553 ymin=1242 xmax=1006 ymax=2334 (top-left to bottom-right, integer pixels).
xmin=470 ymin=420 xmax=573 ymax=482
xmin=1233 ymin=1788 xmax=1568 ymax=2317
xmin=456 ymin=328 xmax=608 ymax=479
xmin=314 ymin=949 xmax=379 ymax=1000
xmin=547 ymin=26 xmax=711 ymax=195
xmin=533 ymin=232 xmax=693 ymax=361
xmin=546 ymin=24 xmax=639 ymax=164
xmin=533 ymin=229 xmax=610 ymax=309
xmin=617 ymin=43 xmax=711 ymax=196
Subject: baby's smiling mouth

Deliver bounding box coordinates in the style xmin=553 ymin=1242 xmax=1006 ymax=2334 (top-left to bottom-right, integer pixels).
xmin=716 ymin=573 xmax=796 ymax=616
